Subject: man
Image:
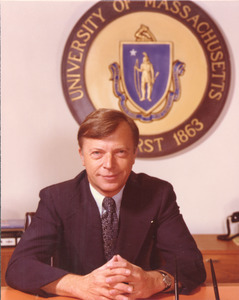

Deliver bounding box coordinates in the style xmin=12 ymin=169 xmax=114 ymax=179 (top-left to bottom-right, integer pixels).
xmin=135 ymin=52 xmax=155 ymax=102
xmin=6 ymin=109 xmax=206 ymax=299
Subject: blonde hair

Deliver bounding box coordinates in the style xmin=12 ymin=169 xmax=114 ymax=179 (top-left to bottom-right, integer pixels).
xmin=77 ymin=109 xmax=139 ymax=151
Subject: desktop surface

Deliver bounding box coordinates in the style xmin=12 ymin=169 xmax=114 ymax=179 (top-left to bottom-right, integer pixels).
xmin=1 ymin=284 xmax=239 ymax=300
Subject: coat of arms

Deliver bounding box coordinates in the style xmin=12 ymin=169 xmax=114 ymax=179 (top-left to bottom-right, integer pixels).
xmin=110 ymin=25 xmax=185 ymax=122
xmin=62 ymin=0 xmax=231 ymax=157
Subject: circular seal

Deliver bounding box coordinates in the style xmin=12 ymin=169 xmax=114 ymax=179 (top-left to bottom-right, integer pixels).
xmin=61 ymin=0 xmax=231 ymax=158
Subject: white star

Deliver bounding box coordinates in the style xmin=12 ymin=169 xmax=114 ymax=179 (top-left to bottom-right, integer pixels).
xmin=130 ymin=49 xmax=137 ymax=56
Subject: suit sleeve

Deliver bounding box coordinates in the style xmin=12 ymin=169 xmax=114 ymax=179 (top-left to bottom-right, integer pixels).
xmin=154 ymin=183 xmax=206 ymax=294
xmin=5 ymin=189 xmax=69 ymax=297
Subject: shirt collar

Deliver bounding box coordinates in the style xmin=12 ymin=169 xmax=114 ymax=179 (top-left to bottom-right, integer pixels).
xmin=89 ymin=184 xmax=124 ymax=218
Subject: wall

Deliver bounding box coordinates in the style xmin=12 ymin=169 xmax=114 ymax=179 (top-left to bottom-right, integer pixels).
xmin=1 ymin=0 xmax=239 ymax=234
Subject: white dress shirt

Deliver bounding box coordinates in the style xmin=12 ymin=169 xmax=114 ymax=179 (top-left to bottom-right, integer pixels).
xmin=89 ymin=184 xmax=124 ymax=219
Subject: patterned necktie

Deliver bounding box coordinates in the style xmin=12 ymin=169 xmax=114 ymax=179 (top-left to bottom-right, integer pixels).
xmin=101 ymin=197 xmax=118 ymax=261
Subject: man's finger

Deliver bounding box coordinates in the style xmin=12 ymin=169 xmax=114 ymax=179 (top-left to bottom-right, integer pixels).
xmin=108 ymin=267 xmax=131 ymax=276
xmin=106 ymin=261 xmax=128 ymax=269
xmin=109 ymin=282 xmax=133 ymax=295
xmin=106 ymin=274 xmax=131 ymax=285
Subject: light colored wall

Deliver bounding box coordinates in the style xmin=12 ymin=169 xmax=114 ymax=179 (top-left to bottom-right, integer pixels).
xmin=1 ymin=0 xmax=239 ymax=234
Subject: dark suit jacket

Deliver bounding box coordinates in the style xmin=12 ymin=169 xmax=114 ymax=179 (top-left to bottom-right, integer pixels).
xmin=6 ymin=171 xmax=206 ymax=297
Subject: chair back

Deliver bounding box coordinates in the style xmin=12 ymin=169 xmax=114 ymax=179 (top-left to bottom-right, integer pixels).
xmin=24 ymin=211 xmax=59 ymax=267
xmin=24 ymin=212 xmax=36 ymax=231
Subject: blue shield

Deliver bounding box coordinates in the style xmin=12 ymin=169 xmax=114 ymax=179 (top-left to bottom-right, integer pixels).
xmin=120 ymin=42 xmax=172 ymax=114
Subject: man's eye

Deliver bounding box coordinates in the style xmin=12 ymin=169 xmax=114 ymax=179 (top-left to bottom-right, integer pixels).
xmin=91 ymin=151 xmax=102 ymax=158
xmin=117 ymin=150 xmax=127 ymax=157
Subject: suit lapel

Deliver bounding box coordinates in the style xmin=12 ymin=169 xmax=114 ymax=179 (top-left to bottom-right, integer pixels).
xmin=84 ymin=196 xmax=106 ymax=269
xmin=68 ymin=175 xmax=105 ymax=272
xmin=116 ymin=174 xmax=155 ymax=263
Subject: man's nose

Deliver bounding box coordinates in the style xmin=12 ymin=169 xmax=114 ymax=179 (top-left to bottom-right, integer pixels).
xmin=103 ymin=153 xmax=113 ymax=169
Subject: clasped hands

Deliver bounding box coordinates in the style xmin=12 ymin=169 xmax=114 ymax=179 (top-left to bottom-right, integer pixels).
xmin=76 ymin=254 xmax=164 ymax=300
xmin=44 ymin=254 xmax=165 ymax=300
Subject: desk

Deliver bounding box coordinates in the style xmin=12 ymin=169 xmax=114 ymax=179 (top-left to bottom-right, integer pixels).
xmin=1 ymin=248 xmax=15 ymax=286
xmin=1 ymin=285 xmax=239 ymax=300
xmin=193 ymin=234 xmax=239 ymax=283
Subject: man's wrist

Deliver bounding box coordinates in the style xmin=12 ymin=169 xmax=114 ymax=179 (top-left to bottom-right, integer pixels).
xmin=158 ymin=271 xmax=174 ymax=292
xmin=42 ymin=274 xmax=83 ymax=298
xmin=145 ymin=270 xmax=173 ymax=295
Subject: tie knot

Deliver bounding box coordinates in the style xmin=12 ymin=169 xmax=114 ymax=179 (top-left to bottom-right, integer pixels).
xmin=102 ymin=197 xmax=116 ymax=213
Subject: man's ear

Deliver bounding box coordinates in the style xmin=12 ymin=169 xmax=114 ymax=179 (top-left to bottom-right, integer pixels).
xmin=79 ymin=148 xmax=85 ymax=166
xmin=133 ymin=148 xmax=138 ymax=164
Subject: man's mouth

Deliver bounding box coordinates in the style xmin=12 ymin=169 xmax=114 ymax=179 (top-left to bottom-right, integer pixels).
xmin=102 ymin=174 xmax=118 ymax=180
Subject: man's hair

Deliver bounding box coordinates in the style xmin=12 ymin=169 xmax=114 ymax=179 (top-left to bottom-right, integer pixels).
xmin=77 ymin=108 xmax=139 ymax=151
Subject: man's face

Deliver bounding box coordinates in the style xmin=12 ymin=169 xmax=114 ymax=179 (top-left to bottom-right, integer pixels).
xmin=79 ymin=121 xmax=137 ymax=197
